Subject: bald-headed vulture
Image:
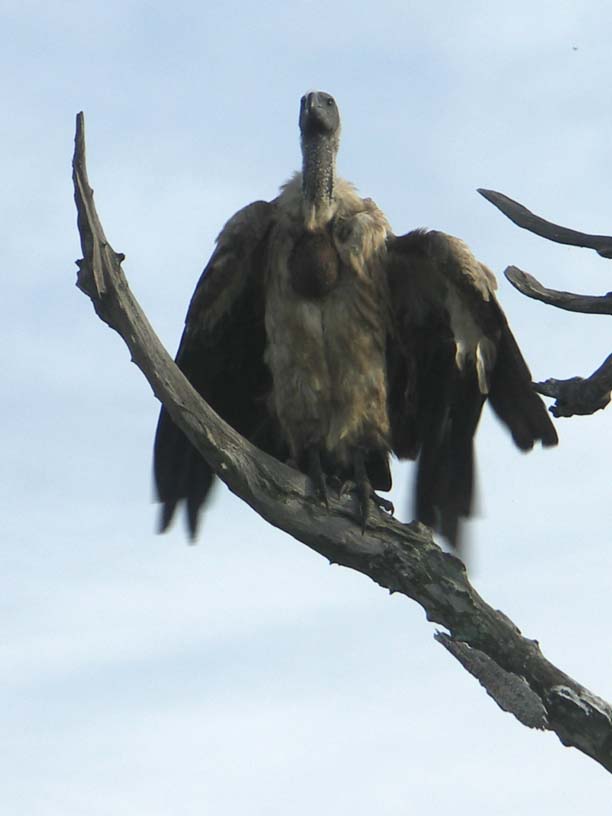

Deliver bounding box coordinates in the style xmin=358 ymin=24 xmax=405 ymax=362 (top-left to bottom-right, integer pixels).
xmin=153 ymin=91 xmax=558 ymax=548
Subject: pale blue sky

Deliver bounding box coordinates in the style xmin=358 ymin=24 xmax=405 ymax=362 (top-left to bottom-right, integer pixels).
xmin=3 ymin=1 xmax=612 ymax=813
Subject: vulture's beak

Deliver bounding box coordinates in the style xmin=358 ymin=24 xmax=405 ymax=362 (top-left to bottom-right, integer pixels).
xmin=300 ymin=91 xmax=337 ymax=136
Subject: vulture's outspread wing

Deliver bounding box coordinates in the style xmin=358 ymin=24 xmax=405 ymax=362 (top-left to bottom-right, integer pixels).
xmin=153 ymin=200 xmax=280 ymax=537
xmin=386 ymin=229 xmax=558 ymax=548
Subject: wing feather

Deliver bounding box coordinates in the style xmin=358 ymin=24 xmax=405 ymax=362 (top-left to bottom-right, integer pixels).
xmin=153 ymin=200 xmax=280 ymax=537
xmin=386 ymin=229 xmax=558 ymax=548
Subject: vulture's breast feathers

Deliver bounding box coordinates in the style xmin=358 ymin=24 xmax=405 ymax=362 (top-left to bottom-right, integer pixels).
xmin=263 ymin=174 xmax=393 ymax=469
xmin=288 ymin=230 xmax=340 ymax=299
xmin=275 ymin=174 xmax=391 ymax=299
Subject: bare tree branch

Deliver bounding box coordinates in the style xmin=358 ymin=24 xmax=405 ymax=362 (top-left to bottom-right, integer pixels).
xmin=478 ymin=188 xmax=612 ymax=259
xmin=73 ymin=112 xmax=612 ymax=774
xmin=478 ymin=194 xmax=612 ymax=417
xmin=533 ymin=354 xmax=612 ymax=417
xmin=501 ymin=268 xmax=612 ymax=416
xmin=504 ymin=266 xmax=612 ymax=315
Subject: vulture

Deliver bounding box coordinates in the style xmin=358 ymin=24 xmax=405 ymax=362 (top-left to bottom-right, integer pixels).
xmin=153 ymin=90 xmax=558 ymax=548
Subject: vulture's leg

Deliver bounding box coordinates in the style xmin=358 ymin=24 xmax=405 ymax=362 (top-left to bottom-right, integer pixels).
xmin=307 ymin=446 xmax=329 ymax=508
xmin=351 ymin=449 xmax=394 ymax=533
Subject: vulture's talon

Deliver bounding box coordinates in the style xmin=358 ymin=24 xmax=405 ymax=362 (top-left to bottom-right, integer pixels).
xmin=337 ymin=478 xmax=355 ymax=499
xmin=358 ymin=487 xmax=394 ymax=533
xmin=372 ymin=493 xmax=394 ymax=516
xmin=307 ymin=447 xmax=329 ymax=508
xmin=358 ymin=485 xmax=371 ymax=535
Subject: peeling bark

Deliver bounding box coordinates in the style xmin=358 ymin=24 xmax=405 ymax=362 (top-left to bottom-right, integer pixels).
xmin=435 ymin=633 xmax=548 ymax=730
xmin=73 ymin=112 xmax=612 ymax=774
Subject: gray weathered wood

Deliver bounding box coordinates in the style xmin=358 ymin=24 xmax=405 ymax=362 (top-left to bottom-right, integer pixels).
xmin=533 ymin=354 xmax=612 ymax=417
xmin=435 ymin=633 xmax=549 ymax=730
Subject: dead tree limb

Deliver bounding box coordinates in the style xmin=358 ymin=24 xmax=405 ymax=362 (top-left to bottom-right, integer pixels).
xmin=504 ymin=266 xmax=612 ymax=315
xmin=478 ymin=188 xmax=612 ymax=259
xmin=73 ymin=112 xmax=612 ymax=774
xmin=480 ymin=190 xmax=612 ymax=416
xmin=533 ymin=354 xmax=612 ymax=417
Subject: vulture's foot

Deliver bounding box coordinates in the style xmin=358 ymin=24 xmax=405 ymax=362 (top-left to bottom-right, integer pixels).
xmin=355 ymin=487 xmax=394 ymax=532
xmin=341 ymin=450 xmax=395 ymax=533
xmin=370 ymin=492 xmax=395 ymax=515
xmin=307 ymin=446 xmax=329 ymax=508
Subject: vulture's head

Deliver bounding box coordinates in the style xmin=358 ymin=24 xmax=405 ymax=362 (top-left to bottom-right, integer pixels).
xmin=299 ymin=91 xmax=340 ymax=217
xmin=299 ymin=91 xmax=341 ymax=145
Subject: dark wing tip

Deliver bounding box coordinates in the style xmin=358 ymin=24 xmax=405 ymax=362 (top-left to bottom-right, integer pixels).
xmin=541 ymin=427 xmax=559 ymax=447
xmin=157 ymin=496 xmax=204 ymax=541
xmin=187 ymin=492 xmax=203 ymax=541
xmin=159 ymin=500 xmax=178 ymax=534
xmin=502 ymin=406 xmax=558 ymax=452
xmin=440 ymin=514 xmax=461 ymax=551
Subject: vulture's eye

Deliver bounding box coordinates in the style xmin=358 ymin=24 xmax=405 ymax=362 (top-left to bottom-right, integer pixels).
xmin=326 ymin=98 xmax=334 ymax=106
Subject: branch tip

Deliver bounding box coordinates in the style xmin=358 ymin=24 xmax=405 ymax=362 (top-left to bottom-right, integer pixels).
xmin=480 ymin=187 xmax=612 ymax=257
xmin=504 ymin=264 xmax=612 ymax=315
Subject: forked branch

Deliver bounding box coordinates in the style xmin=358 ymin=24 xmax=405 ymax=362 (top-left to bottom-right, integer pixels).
xmin=534 ymin=354 xmax=612 ymax=417
xmin=73 ymin=113 xmax=612 ymax=773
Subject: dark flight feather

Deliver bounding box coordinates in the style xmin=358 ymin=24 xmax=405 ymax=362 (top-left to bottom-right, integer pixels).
xmin=153 ymin=201 xmax=281 ymax=538
xmin=386 ymin=229 xmax=558 ymax=547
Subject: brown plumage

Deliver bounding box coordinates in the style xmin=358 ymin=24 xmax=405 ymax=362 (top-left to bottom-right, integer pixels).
xmin=386 ymin=229 xmax=557 ymax=545
xmin=153 ymin=91 xmax=558 ymax=547
xmin=288 ymin=230 xmax=340 ymax=299
xmin=264 ymin=175 xmax=391 ymax=489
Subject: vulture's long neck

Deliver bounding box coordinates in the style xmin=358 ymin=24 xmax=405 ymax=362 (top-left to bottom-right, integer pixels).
xmin=301 ymin=134 xmax=338 ymax=231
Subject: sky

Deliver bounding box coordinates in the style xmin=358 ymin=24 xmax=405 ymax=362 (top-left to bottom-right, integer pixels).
xmin=3 ymin=0 xmax=612 ymax=812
